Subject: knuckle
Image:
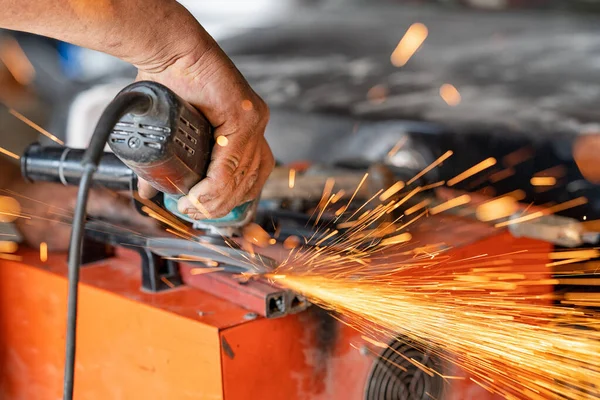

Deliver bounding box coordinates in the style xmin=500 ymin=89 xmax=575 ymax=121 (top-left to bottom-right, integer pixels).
xmin=244 ymin=172 xmax=259 ymax=193
xmin=223 ymin=153 xmax=242 ymax=172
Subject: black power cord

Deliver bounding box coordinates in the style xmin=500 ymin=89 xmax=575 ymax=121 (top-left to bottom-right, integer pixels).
xmin=63 ymin=91 xmax=152 ymax=400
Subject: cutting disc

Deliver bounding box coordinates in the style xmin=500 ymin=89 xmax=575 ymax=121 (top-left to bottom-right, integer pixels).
xmin=146 ymin=237 xmax=277 ymax=274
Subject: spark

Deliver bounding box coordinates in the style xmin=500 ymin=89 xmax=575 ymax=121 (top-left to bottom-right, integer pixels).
xmin=548 ymin=249 xmax=599 ymax=260
xmin=502 ymin=146 xmax=533 ymax=168
xmin=407 ymin=151 xmax=453 ymax=186
xmin=391 ymin=23 xmax=428 ymax=67
xmin=216 ymin=135 xmax=229 ymax=147
xmin=0 ymin=253 xmax=22 ymax=261
xmin=270 ymin=254 xmax=600 ymax=400
xmin=160 ymin=277 xmax=175 ymax=288
xmin=439 ymin=84 xmax=461 ymax=106
xmin=289 ymin=168 xmax=296 ymax=189
xmin=260 ymin=158 xmax=600 ymax=400
xmin=0 ymin=196 xmax=21 ymax=222
xmin=386 ymin=186 xmax=421 ymax=214
xmin=429 ymin=194 xmax=471 ymax=215
xmin=0 ymin=241 xmax=17 ymax=253
xmin=40 ymin=242 xmax=48 ymax=262
xmin=9 ymin=109 xmax=64 ymax=145
xmin=475 ymin=196 xmax=518 ymax=222
xmin=165 ymin=177 xmax=211 ymax=219
xmin=405 ymin=199 xmax=430 ymax=215
xmin=283 ymin=235 xmax=301 ymax=249
xmin=448 ymin=158 xmax=497 ymax=186
xmin=0 ymin=146 xmax=19 ymax=160
xmin=495 ymin=197 xmax=588 ymax=228
xmin=190 ymin=267 xmax=223 ymax=275
xmin=387 ymin=136 xmax=408 ymax=158
xmin=379 ymin=181 xmax=405 ymax=202
xmin=331 ymin=190 xmax=346 ymax=204
xmin=379 ymin=232 xmax=412 ymax=246
xmin=489 ymin=168 xmax=515 ymax=183
xmin=419 ymin=180 xmax=446 ymax=191
xmin=396 ymin=210 xmax=428 ymax=232
xmin=530 ymin=177 xmax=556 ymax=186
xmin=337 ymin=173 xmax=368 ymax=220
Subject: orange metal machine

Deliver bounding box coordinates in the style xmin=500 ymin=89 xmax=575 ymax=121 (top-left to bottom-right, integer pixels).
xmin=0 ymin=211 xmax=555 ymax=400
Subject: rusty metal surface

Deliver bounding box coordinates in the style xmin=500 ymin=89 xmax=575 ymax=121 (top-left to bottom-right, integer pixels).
xmin=181 ymin=267 xmax=289 ymax=318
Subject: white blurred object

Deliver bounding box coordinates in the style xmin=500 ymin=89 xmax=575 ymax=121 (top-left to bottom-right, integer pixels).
xmin=65 ymin=81 xmax=132 ymax=150
xmin=178 ymin=0 xmax=302 ymax=40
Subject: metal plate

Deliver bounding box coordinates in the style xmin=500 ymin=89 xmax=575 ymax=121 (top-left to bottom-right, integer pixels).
xmin=146 ymin=237 xmax=278 ymax=274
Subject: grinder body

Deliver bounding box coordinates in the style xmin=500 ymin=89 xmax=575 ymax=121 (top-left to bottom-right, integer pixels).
xmin=107 ymin=81 xmax=212 ymax=197
xmin=21 ymin=81 xmax=255 ymax=232
xmin=106 ymin=81 xmax=254 ymax=232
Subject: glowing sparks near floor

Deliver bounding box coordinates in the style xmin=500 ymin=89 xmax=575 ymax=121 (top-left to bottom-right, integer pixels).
xmin=270 ymin=243 xmax=600 ymax=400
xmin=288 ymin=169 xmax=296 ymax=189
xmin=9 ymin=109 xmax=64 ymax=145
xmin=0 ymin=146 xmax=19 ymax=160
xmin=390 ymin=23 xmax=428 ymax=67
xmin=448 ymin=157 xmax=497 ymax=186
xmin=439 ymin=84 xmax=461 ymax=106
xmin=39 ymin=242 xmax=48 ymax=262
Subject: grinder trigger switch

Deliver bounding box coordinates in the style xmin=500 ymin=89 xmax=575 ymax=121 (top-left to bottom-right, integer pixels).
xmin=107 ymin=80 xmax=255 ymax=235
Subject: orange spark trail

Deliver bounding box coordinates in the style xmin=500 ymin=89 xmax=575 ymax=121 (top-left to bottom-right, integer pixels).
xmin=407 ymin=151 xmax=453 ymax=185
xmin=448 ymin=157 xmax=497 ymax=186
xmin=9 ymin=109 xmax=64 ymax=145
xmin=289 ymin=169 xmax=296 ymax=189
xmin=429 ymin=194 xmax=471 ymax=215
xmin=391 ymin=23 xmax=429 ymax=67
xmin=0 ymin=146 xmax=19 ymax=160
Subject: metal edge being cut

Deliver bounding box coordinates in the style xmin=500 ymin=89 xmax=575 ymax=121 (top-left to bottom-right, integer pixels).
xmin=146 ymin=237 xmax=278 ymax=274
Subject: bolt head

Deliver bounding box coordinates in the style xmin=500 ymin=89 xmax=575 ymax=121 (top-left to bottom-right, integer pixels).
xmin=127 ymin=136 xmax=141 ymax=149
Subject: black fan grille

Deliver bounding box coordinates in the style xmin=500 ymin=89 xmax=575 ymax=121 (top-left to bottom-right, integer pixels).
xmin=365 ymin=340 xmax=446 ymax=400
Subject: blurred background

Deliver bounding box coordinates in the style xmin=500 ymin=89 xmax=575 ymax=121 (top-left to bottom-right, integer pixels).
xmin=2 ymin=0 xmax=600 ymax=215
xmin=2 ymin=3 xmax=600 ymax=399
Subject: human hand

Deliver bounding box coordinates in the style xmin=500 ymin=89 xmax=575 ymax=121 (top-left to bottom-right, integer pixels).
xmin=6 ymin=181 xmax=159 ymax=251
xmin=132 ymin=12 xmax=274 ymax=220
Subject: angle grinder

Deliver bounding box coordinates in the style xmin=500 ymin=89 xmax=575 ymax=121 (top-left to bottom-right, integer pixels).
xmin=22 ymin=81 xmax=256 ymax=236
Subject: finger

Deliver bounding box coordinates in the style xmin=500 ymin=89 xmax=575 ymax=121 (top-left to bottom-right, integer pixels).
xmin=138 ymin=177 xmax=159 ymax=199
xmin=177 ymin=129 xmax=258 ymax=216
xmin=242 ymin=138 xmax=275 ymax=203
xmin=193 ymin=138 xmax=270 ymax=219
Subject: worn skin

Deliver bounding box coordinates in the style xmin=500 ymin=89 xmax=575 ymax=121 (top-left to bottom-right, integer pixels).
xmin=0 ymin=0 xmax=273 ymax=247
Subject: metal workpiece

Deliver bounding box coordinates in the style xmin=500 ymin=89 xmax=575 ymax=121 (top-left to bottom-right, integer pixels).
xmin=508 ymin=214 xmax=599 ymax=248
xmin=146 ymin=237 xmax=277 ymax=274
xmin=182 ymin=268 xmax=288 ymax=318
